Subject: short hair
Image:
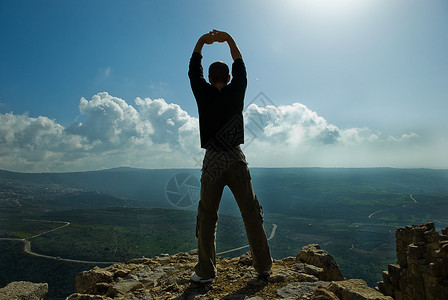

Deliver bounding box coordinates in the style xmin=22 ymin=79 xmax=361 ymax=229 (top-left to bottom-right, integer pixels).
xmin=209 ymin=61 xmax=229 ymax=84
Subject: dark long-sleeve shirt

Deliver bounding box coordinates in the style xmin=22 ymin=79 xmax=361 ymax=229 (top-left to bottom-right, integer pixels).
xmin=188 ymin=52 xmax=247 ymax=150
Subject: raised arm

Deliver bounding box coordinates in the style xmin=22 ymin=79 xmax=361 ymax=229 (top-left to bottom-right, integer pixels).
xmin=212 ymin=30 xmax=242 ymax=61
xmin=193 ymin=31 xmax=216 ymax=55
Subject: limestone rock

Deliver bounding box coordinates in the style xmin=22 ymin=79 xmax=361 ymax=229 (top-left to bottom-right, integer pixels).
xmin=311 ymin=288 xmax=340 ymax=300
xmin=329 ymin=279 xmax=392 ymax=300
xmin=67 ymin=248 xmax=339 ymax=299
xmin=76 ymin=268 xmax=114 ymax=293
xmin=66 ymin=243 xmax=404 ymax=299
xmin=0 ymin=281 xmax=48 ymax=300
xmin=106 ymin=277 xmax=144 ymax=297
xmin=297 ymin=244 xmax=345 ymax=281
xmin=277 ymin=281 xmax=331 ymax=299
xmin=238 ymin=251 xmax=253 ymax=266
xmin=132 ymin=266 xmax=166 ymax=287
xmin=66 ymin=294 xmax=112 ymax=300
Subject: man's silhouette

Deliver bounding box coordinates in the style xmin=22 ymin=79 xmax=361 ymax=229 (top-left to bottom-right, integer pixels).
xmin=188 ymin=30 xmax=272 ymax=283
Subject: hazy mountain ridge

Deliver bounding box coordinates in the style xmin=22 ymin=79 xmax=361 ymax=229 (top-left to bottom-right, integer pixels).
xmin=0 ymin=174 xmax=134 ymax=210
xmin=2 ymin=167 xmax=448 ymax=212
xmin=0 ymin=168 xmax=202 ymax=209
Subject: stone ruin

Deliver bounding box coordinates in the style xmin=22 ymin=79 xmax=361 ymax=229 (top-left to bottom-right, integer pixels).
xmin=377 ymin=222 xmax=448 ymax=300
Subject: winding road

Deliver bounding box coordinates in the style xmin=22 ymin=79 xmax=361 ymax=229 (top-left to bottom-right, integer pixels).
xmin=368 ymin=194 xmax=418 ymax=219
xmin=216 ymin=223 xmax=277 ymax=256
xmin=0 ymin=219 xmax=119 ymax=265
xmin=2 ymin=219 xmax=278 ymax=263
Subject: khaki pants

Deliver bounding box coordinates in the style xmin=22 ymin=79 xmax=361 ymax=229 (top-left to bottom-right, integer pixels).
xmin=194 ymin=147 xmax=272 ymax=278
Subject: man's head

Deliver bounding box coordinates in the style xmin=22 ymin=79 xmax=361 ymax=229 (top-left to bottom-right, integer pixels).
xmin=208 ymin=61 xmax=230 ymax=85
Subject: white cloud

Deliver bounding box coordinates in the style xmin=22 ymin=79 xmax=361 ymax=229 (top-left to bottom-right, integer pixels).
xmin=0 ymin=93 xmax=200 ymax=172
xmin=0 ymin=92 xmax=445 ymax=172
xmin=97 ymin=66 xmax=112 ymax=80
xmin=244 ymin=103 xmax=341 ymax=147
xmin=135 ymin=97 xmax=197 ymax=149
xmin=0 ymin=113 xmax=89 ymax=171
xmin=104 ymin=67 xmax=112 ymax=77
xmin=387 ymin=132 xmax=419 ymax=143
xmin=67 ymin=92 xmax=145 ymax=146
xmin=241 ymin=102 xmax=441 ymax=168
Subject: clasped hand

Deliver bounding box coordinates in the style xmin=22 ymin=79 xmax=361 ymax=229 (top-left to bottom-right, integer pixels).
xmin=201 ymin=30 xmax=230 ymax=45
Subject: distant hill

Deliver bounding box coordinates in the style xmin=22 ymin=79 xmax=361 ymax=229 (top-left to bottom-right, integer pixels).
xmin=1 ymin=167 xmax=448 ymax=213
xmin=0 ymin=167 xmax=201 ymax=210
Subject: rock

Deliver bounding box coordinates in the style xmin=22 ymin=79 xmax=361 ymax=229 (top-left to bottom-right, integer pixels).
xmin=106 ymin=277 xmax=144 ymax=297
xmin=377 ymin=222 xmax=448 ymax=300
xmin=66 ymin=294 xmax=112 ymax=300
xmin=442 ymin=225 xmax=448 ymax=236
xmin=272 ymin=267 xmax=317 ymax=283
xmin=222 ymin=294 xmax=246 ymax=300
xmin=238 ymin=251 xmax=253 ymax=266
xmin=311 ymin=288 xmax=340 ymax=300
xmin=75 ymin=268 xmax=114 ymax=293
xmin=83 ymin=282 xmax=110 ymax=296
xmin=133 ymin=266 xmax=166 ymax=287
xmin=126 ymin=257 xmax=153 ymax=264
xmin=297 ymin=244 xmax=345 ymax=281
xmin=294 ymin=262 xmax=329 ymax=281
xmin=277 ymin=281 xmax=330 ymax=299
xmin=0 ymin=281 xmax=48 ymax=300
xmin=66 ymin=243 xmax=405 ymax=299
xmin=329 ymin=279 xmax=393 ymax=300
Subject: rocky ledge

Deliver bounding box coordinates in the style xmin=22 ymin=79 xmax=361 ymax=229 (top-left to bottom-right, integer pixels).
xmin=67 ymin=244 xmax=390 ymax=300
xmin=0 ymin=281 xmax=48 ymax=300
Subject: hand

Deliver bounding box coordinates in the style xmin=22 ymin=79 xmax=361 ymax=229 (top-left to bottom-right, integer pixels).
xmin=210 ymin=30 xmax=241 ymax=60
xmin=194 ymin=30 xmax=241 ymax=59
xmin=200 ymin=30 xmax=230 ymax=45
xmin=210 ymin=30 xmax=230 ymax=43
xmin=200 ymin=32 xmax=217 ymax=45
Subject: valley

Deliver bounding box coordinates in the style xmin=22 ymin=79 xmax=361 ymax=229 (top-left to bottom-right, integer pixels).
xmin=1 ymin=167 xmax=448 ymax=299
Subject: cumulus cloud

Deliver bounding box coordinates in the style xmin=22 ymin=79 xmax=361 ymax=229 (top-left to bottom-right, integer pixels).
xmin=0 ymin=93 xmax=201 ymax=172
xmin=240 ymin=102 xmax=430 ymax=168
xmin=67 ymin=93 xmax=146 ymax=146
xmin=0 ymin=113 xmax=89 ymax=171
xmin=0 ymin=92 xmax=442 ymax=172
xmin=135 ymin=97 xmax=197 ymax=149
xmin=244 ymin=103 xmax=341 ymax=146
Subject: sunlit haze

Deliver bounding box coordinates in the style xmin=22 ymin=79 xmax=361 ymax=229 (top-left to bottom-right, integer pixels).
xmin=1 ymin=0 xmax=447 ymax=172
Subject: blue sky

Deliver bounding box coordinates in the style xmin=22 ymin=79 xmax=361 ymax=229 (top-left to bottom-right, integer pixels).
xmin=1 ymin=0 xmax=447 ymax=172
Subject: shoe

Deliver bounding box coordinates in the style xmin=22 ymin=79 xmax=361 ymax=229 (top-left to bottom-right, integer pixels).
xmin=257 ymin=270 xmax=272 ymax=281
xmin=190 ymin=272 xmax=214 ymax=283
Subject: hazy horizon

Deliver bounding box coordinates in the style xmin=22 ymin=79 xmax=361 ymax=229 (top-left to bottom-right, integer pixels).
xmin=2 ymin=165 xmax=448 ymax=176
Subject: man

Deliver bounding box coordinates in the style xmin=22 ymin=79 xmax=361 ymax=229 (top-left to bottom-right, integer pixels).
xmin=188 ymin=30 xmax=272 ymax=283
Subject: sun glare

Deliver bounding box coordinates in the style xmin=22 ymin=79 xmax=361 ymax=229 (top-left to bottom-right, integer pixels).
xmin=285 ymin=0 xmax=372 ymax=18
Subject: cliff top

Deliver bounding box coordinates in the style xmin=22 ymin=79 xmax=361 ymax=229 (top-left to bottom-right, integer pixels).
xmin=66 ymin=244 xmax=391 ymax=300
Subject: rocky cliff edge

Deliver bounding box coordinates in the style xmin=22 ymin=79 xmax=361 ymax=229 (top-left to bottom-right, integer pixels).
xmin=66 ymin=243 xmax=390 ymax=300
